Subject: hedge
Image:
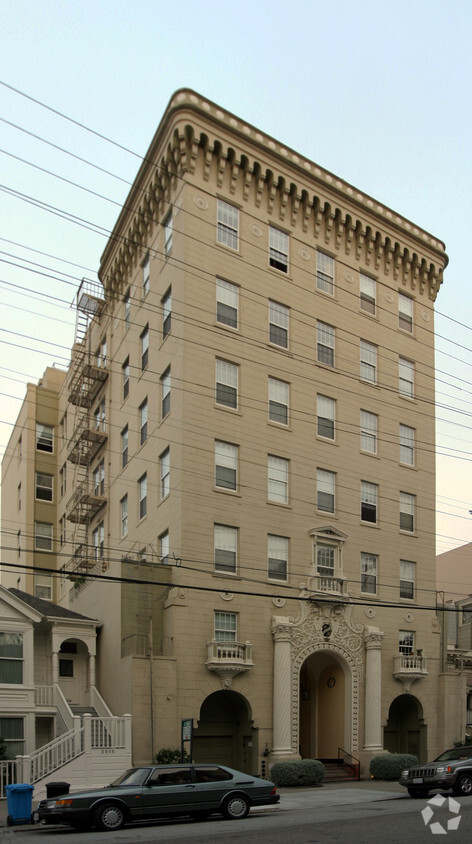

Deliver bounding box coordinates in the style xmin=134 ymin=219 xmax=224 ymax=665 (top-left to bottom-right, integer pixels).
xmin=270 ymin=759 xmax=325 ymax=787
xmin=369 ymin=753 xmax=418 ymax=780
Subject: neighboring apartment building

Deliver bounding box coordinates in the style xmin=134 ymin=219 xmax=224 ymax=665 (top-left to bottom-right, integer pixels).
xmin=2 ymin=89 xmax=457 ymax=775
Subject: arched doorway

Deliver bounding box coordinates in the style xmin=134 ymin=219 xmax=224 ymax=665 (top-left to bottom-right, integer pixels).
xmin=299 ymin=651 xmax=348 ymax=759
xmin=384 ymin=694 xmax=426 ymax=760
xmin=57 ymin=638 xmax=88 ymax=706
xmin=193 ymin=690 xmax=257 ymax=773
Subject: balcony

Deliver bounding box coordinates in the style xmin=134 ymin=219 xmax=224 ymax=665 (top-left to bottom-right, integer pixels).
xmin=306 ymin=573 xmax=349 ymax=599
xmin=66 ymin=481 xmax=107 ymax=524
xmin=68 ymin=356 xmax=108 ymax=408
xmin=205 ymin=640 xmax=254 ymax=688
xmin=393 ymin=653 xmax=428 ymax=692
xmin=67 ymin=417 xmax=107 ymax=465
xmin=66 ymin=544 xmax=104 ymax=581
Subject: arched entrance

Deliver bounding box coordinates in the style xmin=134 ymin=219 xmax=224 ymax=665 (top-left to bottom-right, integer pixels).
xmin=299 ymin=651 xmax=348 ymax=759
xmin=384 ymin=694 xmax=426 ymax=760
xmin=193 ymin=690 xmax=257 ymax=773
xmin=57 ymin=638 xmax=88 ymax=705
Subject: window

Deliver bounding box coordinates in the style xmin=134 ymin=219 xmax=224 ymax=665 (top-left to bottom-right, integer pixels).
xmin=269 ymin=378 xmax=289 ymax=425
xmin=162 ymin=288 xmax=172 ymax=338
xmin=400 ymin=492 xmax=415 ymax=532
xmin=400 ymin=424 xmax=415 ymax=465
xmin=360 ymin=273 xmax=376 ymax=314
xmin=96 ymin=336 xmax=107 ymax=368
xmin=35 ymin=522 xmax=53 ymax=551
xmin=123 ymin=289 xmax=130 ymax=332
xmin=60 ymin=413 xmax=67 ymax=442
xmin=399 ymin=630 xmax=414 ymax=655
xmin=160 ymin=447 xmax=170 ymax=498
xmin=360 ymin=410 xmax=378 ymax=454
xmin=316 ymin=252 xmax=334 ymax=295
xmin=214 ymin=611 xmax=237 ymax=642
xmin=142 ymin=255 xmax=149 ymax=298
xmin=360 ymin=340 xmax=377 ymax=383
xmin=17 ymin=483 xmax=21 ymax=511
xmin=138 ymin=474 xmax=147 ymax=519
xmin=317 ymin=395 xmax=335 ymax=440
xmin=35 ymin=575 xmax=52 ymax=601
xmin=215 ymin=441 xmax=238 ymax=490
xmin=120 ymin=495 xmax=128 ymax=538
xmin=268 ymin=455 xmax=289 ymax=504
xmin=59 ymin=463 xmax=67 ymax=497
xmin=316 ymin=321 xmax=335 ymax=366
xmin=361 ymin=552 xmax=378 ymax=594
xmin=160 ymin=530 xmax=169 ymax=564
xmin=269 ymin=300 xmax=289 ymax=348
xmin=214 ymin=524 xmax=237 ymax=574
xmin=216 ymin=278 xmax=238 ymax=329
xmin=121 ymin=426 xmax=128 ymax=468
xmin=139 ymin=398 xmax=148 ymax=445
xmin=163 ymin=210 xmax=173 ymax=256
xmin=0 ymin=717 xmax=24 ymax=758
xmin=317 ymin=469 xmax=335 ymax=513
xmin=0 ymin=633 xmax=23 ymax=684
xmin=35 ymin=472 xmax=53 ymax=502
xmin=93 ymin=459 xmax=105 ymax=496
xmin=361 ymin=481 xmax=378 ymax=523
xmin=141 ymin=325 xmax=149 ymax=371
xmin=399 ymin=357 xmax=414 ymax=397
xmin=399 ymin=293 xmax=413 ymax=332
xmin=269 ymin=226 xmax=288 ymax=272
xmin=268 ymin=535 xmax=288 ymax=581
xmin=94 ymin=396 xmax=106 ymax=431
xmin=400 ymin=560 xmax=415 ymax=599
xmin=122 ymin=357 xmax=130 ymax=400
xmin=161 ymin=367 xmax=171 ymax=418
xmin=215 ymin=359 xmax=238 ymax=409
xmin=92 ymin=521 xmax=104 ymax=560
xmin=59 ymin=659 xmax=73 ymax=677
xmin=317 ymin=544 xmax=335 ymax=577
xmin=217 ymin=200 xmax=238 ymax=249
xmin=59 ymin=515 xmax=66 ymax=546
xmin=36 ymin=423 xmax=53 ymax=453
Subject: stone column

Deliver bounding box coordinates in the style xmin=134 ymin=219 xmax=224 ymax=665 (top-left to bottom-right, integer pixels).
xmin=89 ymin=653 xmax=96 ymax=688
xmin=271 ymin=618 xmax=293 ymax=758
xmin=363 ymin=626 xmax=385 ymax=751
xmin=52 ymin=650 xmax=59 ymax=685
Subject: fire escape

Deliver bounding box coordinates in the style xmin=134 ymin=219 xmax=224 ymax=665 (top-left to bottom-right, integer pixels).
xmin=65 ymin=279 xmax=108 ymax=581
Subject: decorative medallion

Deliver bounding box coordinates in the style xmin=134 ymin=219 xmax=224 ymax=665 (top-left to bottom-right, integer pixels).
xmin=298 ymin=248 xmax=311 ymax=262
xmin=422 ymin=311 xmax=431 ymax=322
xmin=365 ymin=607 xmax=376 ymax=618
xmin=273 ymin=597 xmax=286 ymax=608
xmin=250 ymin=224 xmax=262 ymax=237
xmin=194 ymin=196 xmax=208 ymax=210
xmin=344 ymin=271 xmax=354 ymax=283
xmin=384 ymin=292 xmax=394 ymax=303
xmin=404 ymin=611 xmax=414 ymax=623
xmin=220 ymin=591 xmax=234 ymax=602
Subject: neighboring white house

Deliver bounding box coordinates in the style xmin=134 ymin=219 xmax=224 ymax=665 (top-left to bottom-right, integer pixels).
xmin=0 ymin=586 xmax=131 ymax=800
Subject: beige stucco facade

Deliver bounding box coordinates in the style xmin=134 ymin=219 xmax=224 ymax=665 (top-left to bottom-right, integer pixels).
xmin=2 ymin=89 xmax=464 ymax=775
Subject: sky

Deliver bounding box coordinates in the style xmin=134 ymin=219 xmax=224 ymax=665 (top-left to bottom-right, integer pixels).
xmin=0 ymin=0 xmax=471 ymax=555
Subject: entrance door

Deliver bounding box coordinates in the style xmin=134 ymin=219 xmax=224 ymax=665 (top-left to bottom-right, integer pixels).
xmin=193 ymin=691 xmax=257 ymax=773
xmin=58 ymin=640 xmax=87 ymax=705
xmin=384 ymin=695 xmax=425 ymax=758
xmin=299 ymin=653 xmax=346 ymax=759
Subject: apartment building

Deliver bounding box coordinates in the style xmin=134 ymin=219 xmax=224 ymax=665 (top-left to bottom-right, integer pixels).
xmin=2 ymin=89 xmax=459 ymax=774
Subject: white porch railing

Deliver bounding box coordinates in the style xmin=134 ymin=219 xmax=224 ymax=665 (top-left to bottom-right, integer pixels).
xmin=29 ymin=727 xmax=83 ymax=783
xmin=0 ymin=761 xmax=17 ymax=799
xmin=35 ymin=685 xmax=54 ymax=707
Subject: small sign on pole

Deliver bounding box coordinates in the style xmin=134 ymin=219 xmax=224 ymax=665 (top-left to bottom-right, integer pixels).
xmin=181 ymin=718 xmax=193 ymax=761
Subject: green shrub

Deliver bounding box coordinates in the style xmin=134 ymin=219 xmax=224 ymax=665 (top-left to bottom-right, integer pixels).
xmin=454 ymin=736 xmax=472 ymax=746
xmin=270 ymin=759 xmax=325 ymax=787
xmin=155 ymin=747 xmax=190 ymax=764
xmin=369 ymin=753 xmax=418 ymax=780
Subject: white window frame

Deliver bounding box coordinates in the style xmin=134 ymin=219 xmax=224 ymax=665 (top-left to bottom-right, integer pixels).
xmin=316 ymin=543 xmax=335 ymax=578
xmin=35 ymin=472 xmax=53 ymax=502
xmin=35 ymin=522 xmax=53 ymax=552
xmin=268 ymin=535 xmax=288 ymax=582
xmin=160 ymin=530 xmax=169 ymax=564
xmin=399 ymin=357 xmax=414 ymax=398
xmin=123 ymin=289 xmax=130 ymax=332
xmin=93 ymin=459 xmax=105 ymax=496
xmin=399 ymin=424 xmax=415 ymax=465
xmin=316 ymin=321 xmax=335 ymax=367
xmin=316 ymin=252 xmax=334 ymax=295
xmin=360 ymin=410 xmax=378 ymax=454
xmin=400 ymin=560 xmax=415 ymax=600
xmin=215 ymin=359 xmax=238 ymax=409
xmin=316 ymin=469 xmax=335 ymax=513
xmin=361 ymin=552 xmax=378 ymax=595
xmin=360 ymin=273 xmax=376 ymax=314
xmin=360 ymin=340 xmax=377 ymax=383
xmin=0 ymin=633 xmax=23 ymax=685
xmin=214 ymin=524 xmax=238 ymax=574
xmin=217 ymin=200 xmax=239 ymax=250
xmin=36 ymin=423 xmax=53 ymax=453
xmin=122 ymin=357 xmax=130 ymax=400
xmin=215 ymin=441 xmax=238 ymax=491
xmin=92 ymin=521 xmax=104 ymax=561
xmin=400 ymin=492 xmax=415 ymax=532
xmin=269 ymin=378 xmax=289 ymax=425
xmin=161 ymin=367 xmax=171 ymax=418
xmin=141 ymin=325 xmax=149 ymax=371
xmin=317 ymin=395 xmax=335 ymax=440
xmin=216 ymin=278 xmax=238 ymax=329
xmin=162 ymin=288 xmax=172 ymax=338
xmin=399 ymin=292 xmax=413 ymax=332
xmin=139 ymin=398 xmax=148 ymax=446
xmin=138 ymin=473 xmax=147 ymax=520
xmin=142 ymin=255 xmax=149 ymax=298
xmin=269 ymin=226 xmax=289 ymax=273
xmin=214 ymin=611 xmax=237 ymax=642
xmin=163 ymin=210 xmax=173 ymax=256
xmin=361 ymin=481 xmax=378 ymax=524
xmin=269 ymin=300 xmax=289 ymax=348
xmin=160 ymin=448 xmax=170 ymax=498
xmin=120 ymin=495 xmax=128 ymax=538
xmin=121 ymin=425 xmax=128 ymax=468
xmin=399 ymin=629 xmax=414 ymax=655
xmin=268 ymin=455 xmax=289 ymax=504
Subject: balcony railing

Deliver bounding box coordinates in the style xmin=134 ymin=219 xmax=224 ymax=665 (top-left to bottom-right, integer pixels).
xmin=205 ymin=640 xmax=254 ymax=688
xmin=393 ymin=653 xmax=428 ymax=691
xmin=306 ymin=573 xmax=349 ymax=598
xmin=67 ymin=416 xmax=107 ymax=465
xmin=66 ymin=480 xmax=107 ymax=524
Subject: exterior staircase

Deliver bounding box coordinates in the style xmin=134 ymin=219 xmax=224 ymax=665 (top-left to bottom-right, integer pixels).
xmin=322 ymin=759 xmax=360 ymax=782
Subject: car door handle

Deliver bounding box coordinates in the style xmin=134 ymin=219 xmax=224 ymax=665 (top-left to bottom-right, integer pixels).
xmin=185 ymin=785 xmax=196 ymax=789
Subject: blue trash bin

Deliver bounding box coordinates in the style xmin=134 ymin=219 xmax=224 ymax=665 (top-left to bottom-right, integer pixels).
xmin=5 ymin=783 xmax=34 ymax=826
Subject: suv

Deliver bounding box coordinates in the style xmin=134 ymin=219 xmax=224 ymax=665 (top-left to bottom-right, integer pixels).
xmin=400 ymin=746 xmax=472 ymax=798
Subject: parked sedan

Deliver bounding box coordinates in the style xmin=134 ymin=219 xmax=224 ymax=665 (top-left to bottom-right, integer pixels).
xmin=38 ymin=764 xmax=280 ymax=831
xmin=399 ymin=746 xmax=472 ymax=797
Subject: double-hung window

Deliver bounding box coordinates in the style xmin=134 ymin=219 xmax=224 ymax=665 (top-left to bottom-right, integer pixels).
xmin=122 ymin=358 xmax=130 ymax=400
xmin=162 ymin=288 xmax=172 ymax=338
xmin=269 ymin=301 xmax=289 ymax=348
xmin=161 ymin=367 xmax=171 ymax=418
xmin=269 ymin=226 xmax=288 ymax=272
xmin=141 ymin=326 xmax=149 ymax=371
xmin=399 ymin=424 xmax=415 ymax=465
xmin=121 ymin=426 xmax=128 ymax=468
xmin=361 ymin=552 xmax=378 ymax=594
xmin=360 ymin=410 xmax=378 ymax=454
xmin=317 ymin=469 xmax=335 ymax=513
xmin=0 ymin=634 xmax=23 ymax=684
xmin=214 ymin=524 xmax=237 ymax=574
xmin=317 ymin=395 xmax=335 ymax=440
xmin=120 ymin=495 xmax=128 ymax=538
xmin=269 ymin=378 xmax=289 ymax=425
xmin=361 ymin=481 xmax=378 ymax=523
xmin=160 ymin=447 xmax=170 ymax=498
xmin=214 ymin=611 xmax=237 ymax=642
xmin=139 ymin=398 xmax=148 ymax=445
xmin=360 ymin=273 xmax=376 ymax=314
xmin=399 ymin=630 xmax=414 ymax=655
xmin=316 ymin=321 xmax=335 ymax=366
xmin=163 ymin=211 xmax=173 ymax=256
xmin=142 ymin=255 xmax=149 ymax=298
xmin=93 ymin=521 xmax=104 ymax=560
xmin=400 ymin=560 xmax=415 ymax=599
xmin=316 ymin=252 xmax=334 ymax=295
xmin=360 ymin=341 xmax=377 ymax=383
xmin=268 ymin=455 xmax=289 ymax=504
xmin=123 ymin=289 xmax=130 ymax=332
xmin=35 ymin=522 xmax=53 ymax=551
xmin=399 ymin=357 xmax=414 ymax=398
xmin=217 ymin=200 xmax=238 ymax=249
xmin=160 ymin=530 xmax=169 ymax=564
xmin=400 ymin=492 xmax=415 ymax=532
xmin=96 ymin=337 xmax=107 ymax=368
xmin=216 ymin=278 xmax=238 ymax=329
xmin=93 ymin=459 xmax=105 ymax=496
xmin=138 ymin=474 xmax=147 ymax=519
xmin=35 ymin=472 xmax=53 ymax=502
xmin=399 ymin=293 xmax=413 ymax=332
xmin=215 ymin=441 xmax=238 ymax=490
xmin=268 ymin=535 xmax=288 ymax=581
xmin=215 ymin=359 xmax=238 ymax=409
xmin=36 ymin=423 xmax=53 ymax=453
xmin=317 ymin=544 xmax=335 ymax=578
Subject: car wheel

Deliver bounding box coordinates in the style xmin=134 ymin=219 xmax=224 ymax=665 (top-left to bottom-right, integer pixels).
xmin=94 ymin=802 xmax=126 ymax=831
xmin=408 ymin=787 xmax=429 ymax=798
xmin=453 ymin=773 xmax=472 ymax=796
xmin=222 ymin=794 xmax=250 ymax=820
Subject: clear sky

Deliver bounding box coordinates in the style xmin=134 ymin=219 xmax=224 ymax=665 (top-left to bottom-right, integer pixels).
xmin=0 ymin=0 xmax=471 ymax=554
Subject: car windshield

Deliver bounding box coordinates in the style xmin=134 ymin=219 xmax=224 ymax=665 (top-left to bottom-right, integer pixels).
xmin=435 ymin=748 xmax=472 ymax=762
xmin=110 ymin=768 xmax=151 ymax=786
